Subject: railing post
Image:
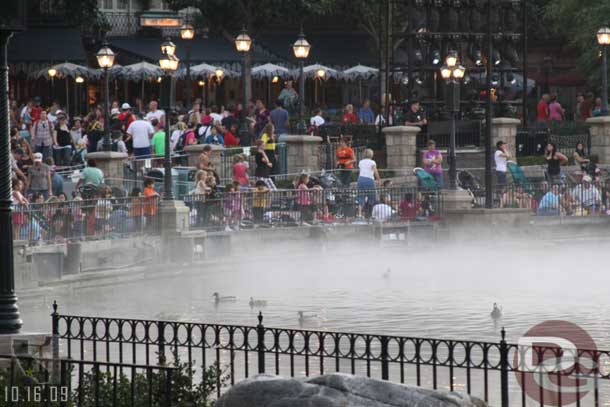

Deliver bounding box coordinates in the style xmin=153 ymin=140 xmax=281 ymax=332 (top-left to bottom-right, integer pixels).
xmin=500 ymin=327 xmax=509 ymax=407
xmin=51 ymin=300 xmax=60 ymax=383
xmin=257 ymin=312 xmax=265 ymax=374
xmin=59 ymin=360 xmax=68 ymax=407
xmin=158 ymin=321 xmax=166 ymax=366
xmin=165 ymin=369 xmax=173 ymax=407
xmin=380 ymin=335 xmax=389 ymax=381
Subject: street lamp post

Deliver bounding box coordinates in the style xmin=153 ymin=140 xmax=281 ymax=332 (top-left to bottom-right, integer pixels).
xmin=180 ymin=24 xmax=194 ymax=109
xmin=0 ymin=30 xmax=22 ymax=334
xmin=235 ymin=27 xmax=252 ymax=139
xmin=597 ymin=27 xmax=610 ymax=115
xmin=96 ymin=42 xmax=115 ymax=152
xmin=440 ymin=56 xmax=466 ymax=190
xmin=293 ymin=30 xmax=311 ymax=134
xmin=159 ymin=40 xmax=179 ymax=201
xmin=75 ymin=76 xmax=84 ymax=116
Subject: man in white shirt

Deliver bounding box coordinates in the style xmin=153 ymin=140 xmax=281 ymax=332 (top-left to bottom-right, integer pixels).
xmin=371 ymin=195 xmax=396 ymax=222
xmin=210 ymin=106 xmax=223 ymax=123
xmin=126 ymin=113 xmax=155 ymax=158
xmin=145 ymin=101 xmax=165 ymax=126
xmin=310 ymin=108 xmax=325 ymax=127
xmin=494 ymin=141 xmax=510 ymax=186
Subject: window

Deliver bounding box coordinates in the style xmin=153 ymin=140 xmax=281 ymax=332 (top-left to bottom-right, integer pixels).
xmin=99 ymin=0 xmax=113 ymax=10
xmin=117 ymin=0 xmax=129 ymax=10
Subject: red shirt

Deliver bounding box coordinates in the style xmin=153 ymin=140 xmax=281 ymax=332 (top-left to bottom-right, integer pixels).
xmin=536 ymin=101 xmax=549 ymax=121
xmin=30 ymin=106 xmax=42 ymax=122
xmin=399 ymin=200 xmax=420 ymax=220
xmin=342 ymin=112 xmax=358 ymax=124
xmin=224 ymin=131 xmax=240 ymax=147
xmin=118 ymin=112 xmax=135 ymax=128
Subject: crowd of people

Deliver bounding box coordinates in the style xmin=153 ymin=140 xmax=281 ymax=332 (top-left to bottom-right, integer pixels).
xmin=536 ymin=91 xmax=608 ymax=123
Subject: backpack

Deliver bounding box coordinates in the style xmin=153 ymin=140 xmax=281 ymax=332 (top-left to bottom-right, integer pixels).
xmin=197 ymin=125 xmax=211 ymax=143
xmin=175 ymin=130 xmax=189 ymax=152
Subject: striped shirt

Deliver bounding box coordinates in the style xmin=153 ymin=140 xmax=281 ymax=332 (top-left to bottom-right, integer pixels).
xmin=32 ymin=120 xmax=53 ymax=146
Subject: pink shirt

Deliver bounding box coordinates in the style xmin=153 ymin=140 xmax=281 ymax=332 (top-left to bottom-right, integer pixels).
xmin=232 ymin=162 xmax=248 ymax=186
xmin=549 ymin=102 xmax=563 ymax=121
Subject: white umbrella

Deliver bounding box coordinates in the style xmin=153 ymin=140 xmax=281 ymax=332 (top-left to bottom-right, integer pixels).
xmin=298 ymin=64 xmax=340 ymax=80
xmin=342 ymin=64 xmax=379 ymax=81
xmin=251 ymin=63 xmax=291 ymax=105
xmin=36 ymin=62 xmax=95 ymax=80
xmin=117 ymin=62 xmax=164 ymax=102
xmin=251 ymin=63 xmax=290 ymax=79
xmin=180 ymin=63 xmax=238 ymax=79
xmin=343 ymin=64 xmax=379 ymax=102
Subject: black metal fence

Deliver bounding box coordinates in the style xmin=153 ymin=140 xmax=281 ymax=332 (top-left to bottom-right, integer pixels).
xmin=319 ymin=143 xmax=368 ymax=171
xmin=316 ymin=124 xmax=385 ymax=149
xmin=217 ymin=144 xmax=288 ymax=183
xmin=51 ymin=305 xmax=610 ymax=406
xmin=183 ymin=186 xmax=443 ymax=231
xmin=517 ymin=122 xmax=591 ymax=157
xmin=12 ymin=196 xmax=161 ymax=243
xmin=416 ymin=120 xmax=483 ymax=149
xmin=0 ymin=353 xmax=177 ymax=407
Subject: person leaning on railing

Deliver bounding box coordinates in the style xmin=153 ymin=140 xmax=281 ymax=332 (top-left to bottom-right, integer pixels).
xmin=356 ymin=149 xmax=381 ymax=219
xmin=336 ymin=137 xmax=355 ymax=187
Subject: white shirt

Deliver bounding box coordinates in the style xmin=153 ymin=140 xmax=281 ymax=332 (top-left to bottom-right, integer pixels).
xmin=170 ymin=129 xmax=183 ymax=151
xmin=126 ymin=120 xmax=154 ymax=148
xmin=310 ymin=115 xmax=325 ymax=127
xmin=198 ymin=124 xmax=212 ymax=138
xmin=372 ymin=203 xmax=395 ymax=221
xmin=495 ymin=150 xmax=508 ymax=172
xmin=210 ymin=113 xmax=223 ymax=123
xmin=572 ymin=185 xmax=601 ymax=207
xmin=358 ymin=158 xmax=376 ymax=179
xmin=145 ymin=109 xmax=165 ymax=123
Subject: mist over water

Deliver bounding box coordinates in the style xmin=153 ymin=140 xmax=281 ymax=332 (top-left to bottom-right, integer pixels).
xmin=18 ymin=235 xmax=610 ymax=348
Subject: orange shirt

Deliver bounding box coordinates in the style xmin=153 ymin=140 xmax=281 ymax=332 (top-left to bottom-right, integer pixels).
xmin=336 ymin=146 xmax=355 ymax=169
xmin=143 ymin=186 xmax=158 ymax=216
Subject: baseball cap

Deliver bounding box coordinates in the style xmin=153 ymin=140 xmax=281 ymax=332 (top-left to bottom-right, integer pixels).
xmin=121 ymin=103 xmax=131 ymax=110
xmin=583 ymin=175 xmax=592 ymax=182
xmin=34 ymin=153 xmax=43 ymax=162
xmin=111 ymin=108 xmax=120 ymax=116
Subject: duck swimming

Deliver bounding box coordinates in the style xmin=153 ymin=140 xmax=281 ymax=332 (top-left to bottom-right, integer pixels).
xmin=490 ymin=303 xmax=503 ymax=320
xmin=298 ymin=311 xmax=319 ymax=326
xmin=212 ymin=292 xmax=237 ymax=304
xmin=249 ymin=297 xmax=268 ymax=308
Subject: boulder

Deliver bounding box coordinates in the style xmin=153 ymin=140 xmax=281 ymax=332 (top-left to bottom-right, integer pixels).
xmin=216 ymin=373 xmax=486 ymax=407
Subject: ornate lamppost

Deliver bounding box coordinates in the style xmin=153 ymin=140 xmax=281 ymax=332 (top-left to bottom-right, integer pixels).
xmin=96 ymin=42 xmax=116 ymax=151
xmin=235 ymin=27 xmax=252 ymax=139
xmin=293 ymin=30 xmax=311 ymax=134
xmin=440 ymin=55 xmax=466 ymax=190
xmin=180 ymin=23 xmax=194 ymax=109
xmin=159 ymin=40 xmax=179 ymax=200
xmin=597 ymin=27 xmax=610 ymax=115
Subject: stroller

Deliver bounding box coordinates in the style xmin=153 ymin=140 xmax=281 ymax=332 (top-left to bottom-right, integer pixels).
xmin=506 ymin=161 xmax=534 ymax=192
xmin=458 ymin=170 xmax=484 ymax=207
xmin=413 ymin=167 xmax=439 ymax=190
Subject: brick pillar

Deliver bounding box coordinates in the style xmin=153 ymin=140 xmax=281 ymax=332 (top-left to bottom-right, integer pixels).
xmin=586 ymin=116 xmax=610 ymax=164
xmin=279 ymin=135 xmax=322 ymax=175
xmin=86 ymin=151 xmax=127 ymax=188
xmin=491 ymin=118 xmax=520 ymax=159
xmin=382 ymin=126 xmax=420 ymax=177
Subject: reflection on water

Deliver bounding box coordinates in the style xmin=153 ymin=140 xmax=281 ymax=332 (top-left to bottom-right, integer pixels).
xmin=19 ymin=238 xmax=610 ymax=349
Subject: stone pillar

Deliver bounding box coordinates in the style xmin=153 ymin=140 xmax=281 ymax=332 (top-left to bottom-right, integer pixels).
xmin=586 ymin=116 xmax=610 ymax=164
xmin=279 ymin=135 xmax=323 ymax=175
xmin=183 ymin=144 xmax=224 ymax=169
xmin=160 ymin=200 xmax=190 ymax=235
xmin=382 ymin=126 xmax=420 ymax=177
xmin=86 ymin=151 xmax=128 ymax=188
xmin=491 ymin=118 xmax=520 ymax=159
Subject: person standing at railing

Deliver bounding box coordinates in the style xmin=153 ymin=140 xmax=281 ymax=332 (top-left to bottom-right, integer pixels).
xmin=254 ymin=139 xmax=276 ymax=190
xmin=76 ymin=159 xmax=104 ymax=190
xmin=537 ymin=184 xmax=562 ymax=216
xmin=11 ymin=179 xmax=29 ymax=240
xmin=296 ymin=174 xmax=314 ymax=224
xmin=223 ymin=123 xmax=240 ymax=147
xmin=143 ymin=179 xmax=159 ymax=231
xmin=270 ymin=100 xmax=289 ymax=136
xmin=404 ymin=101 xmax=427 ymax=127
xmin=494 ymin=141 xmax=510 ymax=187
xmin=342 ymin=104 xmax=358 ymax=124
xmin=536 ymin=94 xmax=550 ymax=123
xmin=260 ymin=123 xmax=278 ymax=177
xmin=358 ymin=99 xmax=375 ymax=124
xmin=548 ymin=94 xmax=565 ymax=123
xmin=32 ymin=110 xmax=55 ymax=161
xmin=254 ymin=100 xmax=271 ymax=137
xmin=145 ymin=101 xmax=165 ymax=128
xmin=336 ymin=137 xmax=355 ymax=187
xmin=422 ymin=140 xmax=443 ymax=188
xmin=204 ymin=126 xmax=225 ymax=146
xmin=28 ymin=153 xmax=52 ymax=200
xmin=151 ymin=119 xmax=166 ymax=157
xmin=592 ymin=97 xmax=606 ymax=117
xmin=232 ymin=154 xmax=249 ymax=190
xmin=572 ymin=176 xmax=602 ymax=215
xmin=544 ymin=142 xmax=568 ymax=183
xmin=357 ymin=149 xmax=380 ymax=220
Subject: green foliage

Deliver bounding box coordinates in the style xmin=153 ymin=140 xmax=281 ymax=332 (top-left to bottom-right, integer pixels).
xmin=517 ymin=155 xmax=546 ymax=166
xmin=57 ymin=0 xmax=111 ymax=37
xmin=0 ymin=357 xmax=229 ymax=407
xmin=545 ymin=0 xmax=610 ymax=87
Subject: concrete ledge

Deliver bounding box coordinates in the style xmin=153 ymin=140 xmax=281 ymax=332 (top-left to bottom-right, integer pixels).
xmin=87 ymin=151 xmax=128 ymax=160
xmin=382 ymin=126 xmax=422 ymax=135
xmin=492 ymin=117 xmax=521 ymax=125
xmin=279 ymin=135 xmax=323 ymax=143
xmin=586 ymin=116 xmax=610 ymax=125
xmin=183 ymin=144 xmax=224 ymax=153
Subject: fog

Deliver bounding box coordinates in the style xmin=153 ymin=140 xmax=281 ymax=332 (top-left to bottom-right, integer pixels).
xmin=18 ymin=230 xmax=610 ymax=347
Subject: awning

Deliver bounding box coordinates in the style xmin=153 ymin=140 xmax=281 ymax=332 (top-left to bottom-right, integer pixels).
xmin=8 ymin=29 xmax=87 ymax=76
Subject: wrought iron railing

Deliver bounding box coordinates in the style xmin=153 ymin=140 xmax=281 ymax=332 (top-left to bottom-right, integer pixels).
xmin=52 ymin=304 xmax=610 ymax=406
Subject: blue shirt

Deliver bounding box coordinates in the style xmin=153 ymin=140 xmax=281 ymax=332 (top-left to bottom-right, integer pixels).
xmin=204 ymin=134 xmax=224 ymax=146
xmin=358 ymin=107 xmax=374 ymax=124
xmin=270 ymin=108 xmax=289 ymax=135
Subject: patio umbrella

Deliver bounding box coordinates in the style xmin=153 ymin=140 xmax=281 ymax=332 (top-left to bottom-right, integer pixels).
xmin=343 ymin=64 xmax=379 ymax=102
xmin=180 ymin=63 xmax=238 ymax=79
xmin=117 ymin=62 xmax=164 ymax=103
xmin=299 ymin=63 xmax=340 ymax=80
xmin=37 ymin=62 xmax=97 ymax=116
xmin=251 ymin=63 xmax=291 ymax=105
